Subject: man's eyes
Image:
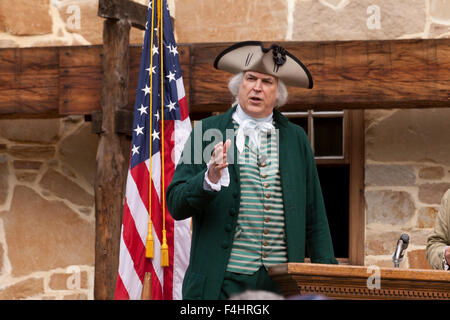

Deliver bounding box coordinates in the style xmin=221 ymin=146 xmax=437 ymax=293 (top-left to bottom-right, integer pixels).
xmin=246 ymin=76 xmax=273 ymax=84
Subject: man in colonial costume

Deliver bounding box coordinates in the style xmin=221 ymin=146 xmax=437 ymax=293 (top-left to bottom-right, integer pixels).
xmin=167 ymin=41 xmax=337 ymax=299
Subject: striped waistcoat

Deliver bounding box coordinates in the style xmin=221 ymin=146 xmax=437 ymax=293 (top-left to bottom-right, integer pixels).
xmin=226 ymin=121 xmax=288 ymax=274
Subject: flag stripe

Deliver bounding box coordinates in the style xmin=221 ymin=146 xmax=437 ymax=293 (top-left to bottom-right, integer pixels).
xmin=118 ymin=228 xmax=143 ymax=299
xmin=172 ymin=219 xmax=191 ymax=299
xmin=115 ymin=274 xmax=129 ymax=300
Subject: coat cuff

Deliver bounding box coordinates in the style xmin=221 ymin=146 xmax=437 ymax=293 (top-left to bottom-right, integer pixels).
xmin=185 ymin=168 xmax=221 ymax=209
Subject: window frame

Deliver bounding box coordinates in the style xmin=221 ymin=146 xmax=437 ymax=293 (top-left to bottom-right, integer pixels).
xmin=283 ymin=109 xmax=365 ymax=265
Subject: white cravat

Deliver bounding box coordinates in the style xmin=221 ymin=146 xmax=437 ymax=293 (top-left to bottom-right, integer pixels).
xmin=232 ymin=104 xmax=275 ymax=153
xmin=204 ymin=104 xmax=274 ymax=192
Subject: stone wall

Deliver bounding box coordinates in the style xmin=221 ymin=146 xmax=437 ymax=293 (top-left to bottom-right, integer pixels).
xmin=365 ymin=109 xmax=450 ymax=269
xmin=0 ymin=116 xmax=98 ymax=299
xmin=0 ymin=0 xmax=449 ymax=299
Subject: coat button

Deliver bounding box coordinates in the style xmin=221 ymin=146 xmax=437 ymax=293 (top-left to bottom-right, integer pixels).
xmin=221 ymin=241 xmax=229 ymax=249
xmin=225 ymin=224 xmax=232 ymax=232
xmin=229 ymin=208 xmax=236 ymax=216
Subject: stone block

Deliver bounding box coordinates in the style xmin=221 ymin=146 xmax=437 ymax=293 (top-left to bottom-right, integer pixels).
xmin=0 ymin=118 xmax=60 ymax=144
xmin=13 ymin=160 xmax=43 ymax=170
xmin=418 ymin=166 xmax=445 ymax=180
xmin=365 ymin=164 xmax=415 ymax=186
xmin=365 ymin=190 xmax=415 ymax=225
xmin=14 ymin=172 xmax=38 ymax=183
xmin=417 ymin=207 xmax=438 ymax=228
xmin=0 ymin=186 xmax=94 ymax=277
xmin=175 ymin=0 xmax=288 ymax=43
xmin=55 ymin=0 xmax=144 ymax=45
xmin=429 ymin=23 xmax=450 ymax=38
xmin=49 ymin=270 xmax=89 ymax=290
xmin=364 ymin=256 xmax=394 ymax=269
xmin=7 ymin=145 xmax=55 ymax=160
xmin=0 ymin=0 xmax=52 ymax=36
xmin=418 ymin=183 xmax=450 ymax=205
xmin=59 ymin=122 xmax=98 ymax=187
xmin=409 ymin=229 xmax=432 ymax=247
xmin=293 ymin=0 xmax=426 ymax=41
xmin=407 ymin=249 xmax=431 ymax=269
xmin=39 ymin=169 xmax=94 ymax=207
xmin=63 ymin=293 xmax=88 ymax=300
xmin=0 ymin=278 xmax=45 ymax=299
xmin=365 ymin=229 xmax=400 ymax=255
xmin=430 ymin=0 xmax=450 ymax=24
xmin=366 ymin=109 xmax=450 ymax=166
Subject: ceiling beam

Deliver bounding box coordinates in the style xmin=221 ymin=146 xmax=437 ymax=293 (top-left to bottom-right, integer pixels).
xmin=0 ymin=39 xmax=448 ymax=119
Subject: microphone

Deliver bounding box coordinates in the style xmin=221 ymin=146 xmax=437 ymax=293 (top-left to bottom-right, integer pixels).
xmin=392 ymin=233 xmax=409 ymax=268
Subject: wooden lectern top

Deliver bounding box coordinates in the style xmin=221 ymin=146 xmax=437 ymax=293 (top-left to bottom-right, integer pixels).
xmin=268 ymin=263 xmax=450 ymax=300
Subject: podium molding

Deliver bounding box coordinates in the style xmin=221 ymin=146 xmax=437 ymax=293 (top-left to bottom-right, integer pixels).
xmin=268 ymin=263 xmax=450 ymax=300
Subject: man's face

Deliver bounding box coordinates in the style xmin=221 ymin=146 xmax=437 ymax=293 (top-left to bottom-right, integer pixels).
xmin=238 ymin=71 xmax=278 ymax=118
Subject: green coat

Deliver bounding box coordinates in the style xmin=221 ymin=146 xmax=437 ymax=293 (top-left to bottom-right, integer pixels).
xmin=167 ymin=106 xmax=337 ymax=299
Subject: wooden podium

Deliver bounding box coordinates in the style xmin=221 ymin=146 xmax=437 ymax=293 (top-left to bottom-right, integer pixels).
xmin=268 ymin=263 xmax=450 ymax=300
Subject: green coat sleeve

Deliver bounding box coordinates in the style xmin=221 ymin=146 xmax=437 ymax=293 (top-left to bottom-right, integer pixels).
xmin=426 ymin=189 xmax=450 ymax=270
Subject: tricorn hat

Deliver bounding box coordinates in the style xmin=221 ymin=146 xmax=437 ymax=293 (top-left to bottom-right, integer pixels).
xmin=214 ymin=41 xmax=313 ymax=89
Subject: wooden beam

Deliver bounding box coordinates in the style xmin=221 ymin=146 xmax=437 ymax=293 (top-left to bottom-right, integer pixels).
xmin=189 ymin=39 xmax=450 ymax=112
xmin=1 ymin=39 xmax=449 ymax=119
xmin=0 ymin=47 xmax=60 ymax=117
xmin=98 ymin=0 xmax=148 ymax=30
xmin=0 ymin=44 xmax=190 ymax=120
xmin=93 ymin=18 xmax=130 ymax=300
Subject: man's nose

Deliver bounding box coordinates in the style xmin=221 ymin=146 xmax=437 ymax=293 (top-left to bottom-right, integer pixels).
xmin=253 ymin=79 xmax=262 ymax=92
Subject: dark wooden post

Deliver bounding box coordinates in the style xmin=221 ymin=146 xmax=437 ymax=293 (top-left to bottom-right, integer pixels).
xmin=94 ymin=17 xmax=131 ymax=300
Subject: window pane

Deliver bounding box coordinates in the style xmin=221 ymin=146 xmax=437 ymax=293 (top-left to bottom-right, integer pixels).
xmin=313 ymin=117 xmax=343 ymax=157
xmin=317 ymin=165 xmax=349 ymax=258
xmin=288 ymin=117 xmax=308 ymax=134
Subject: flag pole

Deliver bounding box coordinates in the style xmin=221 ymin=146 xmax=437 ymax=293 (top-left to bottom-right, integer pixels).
xmin=141 ymin=272 xmax=153 ymax=300
xmin=145 ymin=0 xmax=156 ymax=259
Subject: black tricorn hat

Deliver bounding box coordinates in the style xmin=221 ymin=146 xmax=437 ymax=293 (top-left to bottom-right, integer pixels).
xmin=214 ymin=41 xmax=313 ymax=89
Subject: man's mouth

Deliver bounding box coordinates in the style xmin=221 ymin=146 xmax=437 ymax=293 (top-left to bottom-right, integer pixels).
xmin=249 ymin=97 xmax=263 ymax=103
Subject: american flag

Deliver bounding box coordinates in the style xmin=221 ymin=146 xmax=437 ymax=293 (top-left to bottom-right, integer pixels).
xmin=115 ymin=0 xmax=192 ymax=300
